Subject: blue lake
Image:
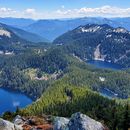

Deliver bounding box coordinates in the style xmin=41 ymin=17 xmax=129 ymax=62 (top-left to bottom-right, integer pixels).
xmin=100 ymin=88 xmax=118 ymax=99
xmin=0 ymin=88 xmax=32 ymax=115
xmin=88 ymin=60 xmax=124 ymax=99
xmin=87 ymin=60 xmax=123 ymax=70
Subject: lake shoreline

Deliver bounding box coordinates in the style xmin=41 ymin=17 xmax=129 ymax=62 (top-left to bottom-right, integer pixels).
xmin=0 ymin=86 xmax=35 ymax=101
xmin=87 ymin=60 xmax=124 ymax=70
xmin=0 ymin=87 xmax=33 ymax=115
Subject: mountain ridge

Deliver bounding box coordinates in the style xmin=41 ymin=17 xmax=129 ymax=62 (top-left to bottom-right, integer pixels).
xmin=53 ymin=24 xmax=130 ymax=67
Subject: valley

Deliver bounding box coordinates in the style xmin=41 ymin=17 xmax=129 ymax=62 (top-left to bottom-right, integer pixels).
xmin=0 ymin=17 xmax=129 ymax=130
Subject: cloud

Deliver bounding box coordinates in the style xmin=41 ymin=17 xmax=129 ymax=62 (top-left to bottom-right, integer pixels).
xmin=0 ymin=7 xmax=17 ymax=16
xmin=25 ymin=8 xmax=36 ymax=15
xmin=55 ymin=6 xmax=130 ymax=18
xmin=0 ymin=6 xmax=130 ymax=19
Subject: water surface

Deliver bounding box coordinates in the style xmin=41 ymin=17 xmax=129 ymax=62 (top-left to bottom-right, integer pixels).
xmin=88 ymin=60 xmax=123 ymax=70
xmin=100 ymin=88 xmax=118 ymax=99
xmin=87 ymin=60 xmax=124 ymax=99
xmin=0 ymin=88 xmax=32 ymax=115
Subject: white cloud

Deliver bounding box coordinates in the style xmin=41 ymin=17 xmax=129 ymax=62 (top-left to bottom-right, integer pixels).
xmin=55 ymin=6 xmax=130 ymax=18
xmin=0 ymin=7 xmax=17 ymax=16
xmin=0 ymin=6 xmax=130 ymax=19
xmin=25 ymin=8 xmax=36 ymax=15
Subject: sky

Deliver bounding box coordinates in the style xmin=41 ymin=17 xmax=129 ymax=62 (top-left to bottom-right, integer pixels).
xmin=0 ymin=0 xmax=130 ymax=19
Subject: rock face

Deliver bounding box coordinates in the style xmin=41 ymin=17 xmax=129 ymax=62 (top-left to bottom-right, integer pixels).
xmin=13 ymin=115 xmax=25 ymax=125
xmin=54 ymin=117 xmax=69 ymax=130
xmin=54 ymin=112 xmax=105 ymax=130
xmin=0 ymin=115 xmax=53 ymax=130
xmin=0 ymin=118 xmax=23 ymax=130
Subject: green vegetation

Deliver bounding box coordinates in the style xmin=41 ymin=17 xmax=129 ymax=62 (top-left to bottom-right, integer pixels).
xmin=0 ymin=47 xmax=69 ymax=99
xmin=53 ymin=24 xmax=130 ymax=67
xmin=0 ymin=31 xmax=129 ymax=129
xmin=24 ymin=71 xmax=130 ymax=130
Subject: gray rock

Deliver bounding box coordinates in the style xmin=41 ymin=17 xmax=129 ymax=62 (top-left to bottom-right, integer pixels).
xmin=54 ymin=117 xmax=69 ymax=130
xmin=54 ymin=112 xmax=104 ymax=130
xmin=13 ymin=115 xmax=24 ymax=125
xmin=0 ymin=118 xmax=23 ymax=130
xmin=67 ymin=112 xmax=104 ymax=130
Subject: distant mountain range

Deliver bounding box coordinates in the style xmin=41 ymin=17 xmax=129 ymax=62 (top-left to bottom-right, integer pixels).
xmin=0 ymin=17 xmax=35 ymax=28
xmin=53 ymin=24 xmax=130 ymax=67
xmin=0 ymin=23 xmax=30 ymax=50
xmin=23 ymin=17 xmax=122 ymax=41
xmin=0 ymin=17 xmax=130 ymax=41
xmin=8 ymin=26 xmax=49 ymax=43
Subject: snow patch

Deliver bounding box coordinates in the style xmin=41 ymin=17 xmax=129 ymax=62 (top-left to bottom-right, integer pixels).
xmin=106 ymin=34 xmax=112 ymax=38
xmin=80 ymin=26 xmax=101 ymax=33
xmin=99 ymin=77 xmax=105 ymax=82
xmin=113 ymin=28 xmax=128 ymax=33
xmin=0 ymin=29 xmax=11 ymax=38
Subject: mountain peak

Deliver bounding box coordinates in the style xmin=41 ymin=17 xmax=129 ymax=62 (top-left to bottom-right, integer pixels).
xmin=76 ymin=24 xmax=130 ymax=35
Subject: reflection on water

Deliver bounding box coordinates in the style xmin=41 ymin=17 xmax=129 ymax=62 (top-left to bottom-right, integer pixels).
xmin=0 ymin=88 xmax=32 ymax=115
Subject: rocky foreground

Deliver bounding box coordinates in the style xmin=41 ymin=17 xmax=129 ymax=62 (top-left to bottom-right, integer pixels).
xmin=0 ymin=112 xmax=107 ymax=130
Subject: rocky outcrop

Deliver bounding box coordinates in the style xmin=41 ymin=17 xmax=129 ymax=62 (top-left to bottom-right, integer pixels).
xmin=0 ymin=113 xmax=105 ymax=130
xmin=13 ymin=115 xmax=53 ymax=130
xmin=0 ymin=115 xmax=53 ymax=130
xmin=13 ymin=115 xmax=25 ymax=125
xmin=54 ymin=112 xmax=105 ymax=130
xmin=0 ymin=118 xmax=23 ymax=130
xmin=54 ymin=117 xmax=69 ymax=130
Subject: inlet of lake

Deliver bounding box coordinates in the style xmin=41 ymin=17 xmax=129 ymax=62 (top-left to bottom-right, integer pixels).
xmin=87 ymin=60 xmax=124 ymax=99
xmin=0 ymin=60 xmax=125 ymax=115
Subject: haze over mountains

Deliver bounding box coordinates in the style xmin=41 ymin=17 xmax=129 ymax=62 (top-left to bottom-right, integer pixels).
xmin=0 ymin=17 xmax=130 ymax=41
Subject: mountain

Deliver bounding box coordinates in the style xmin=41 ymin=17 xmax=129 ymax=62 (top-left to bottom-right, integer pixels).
xmin=0 ymin=22 xmax=48 ymax=44
xmin=24 ymin=17 xmax=119 ymax=41
xmin=53 ymin=24 xmax=130 ymax=67
xmin=8 ymin=26 xmax=49 ymax=43
xmin=0 ymin=23 xmax=32 ymax=51
xmin=1 ymin=17 xmax=130 ymax=41
xmin=24 ymin=17 xmax=130 ymax=41
xmin=0 ymin=17 xmax=35 ymax=28
xmin=0 ymin=28 xmax=129 ymax=130
xmin=111 ymin=17 xmax=130 ymax=31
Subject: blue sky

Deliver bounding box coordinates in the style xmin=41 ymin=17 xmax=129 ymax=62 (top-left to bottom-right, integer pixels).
xmin=0 ymin=0 xmax=130 ymax=19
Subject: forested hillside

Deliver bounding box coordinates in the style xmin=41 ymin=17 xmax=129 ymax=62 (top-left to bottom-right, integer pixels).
xmin=53 ymin=24 xmax=130 ymax=67
xmin=0 ymin=22 xmax=129 ymax=130
xmin=24 ymin=68 xmax=130 ymax=130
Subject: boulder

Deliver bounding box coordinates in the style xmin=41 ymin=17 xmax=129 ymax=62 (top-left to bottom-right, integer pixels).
xmin=54 ymin=117 xmax=69 ymax=130
xmin=54 ymin=112 xmax=104 ymax=130
xmin=67 ymin=112 xmax=104 ymax=130
xmin=0 ymin=118 xmax=23 ymax=130
xmin=13 ymin=115 xmax=24 ymax=125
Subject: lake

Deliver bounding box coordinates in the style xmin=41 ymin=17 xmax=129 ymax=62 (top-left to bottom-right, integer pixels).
xmin=0 ymin=88 xmax=32 ymax=115
xmin=0 ymin=60 xmax=125 ymax=115
xmin=87 ymin=60 xmax=123 ymax=70
xmin=100 ymin=88 xmax=118 ymax=99
xmin=88 ymin=60 xmax=124 ymax=99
